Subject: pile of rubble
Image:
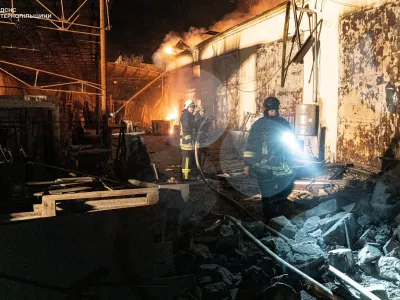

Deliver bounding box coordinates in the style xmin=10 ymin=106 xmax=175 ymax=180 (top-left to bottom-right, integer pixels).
xmin=175 ymin=166 xmax=400 ymax=299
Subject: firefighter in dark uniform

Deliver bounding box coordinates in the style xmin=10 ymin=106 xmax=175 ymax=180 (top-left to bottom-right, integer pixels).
xmin=179 ymin=100 xmax=196 ymax=180
xmin=243 ymin=97 xmax=296 ymax=219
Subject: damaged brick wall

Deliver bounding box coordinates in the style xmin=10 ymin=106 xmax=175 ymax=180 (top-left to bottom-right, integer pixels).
xmin=256 ymin=39 xmax=303 ymax=116
xmin=338 ymin=1 xmax=400 ymax=169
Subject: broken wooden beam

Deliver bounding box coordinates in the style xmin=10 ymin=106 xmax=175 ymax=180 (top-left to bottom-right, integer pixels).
xmin=41 ymin=188 xmax=159 ymax=218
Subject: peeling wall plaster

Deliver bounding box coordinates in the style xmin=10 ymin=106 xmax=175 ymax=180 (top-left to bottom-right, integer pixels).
xmin=338 ymin=1 xmax=400 ymax=168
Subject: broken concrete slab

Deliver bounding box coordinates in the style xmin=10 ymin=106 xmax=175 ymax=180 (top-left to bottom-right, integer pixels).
xmin=342 ymin=203 xmax=356 ymax=213
xmin=303 ymin=216 xmax=320 ymax=233
xmin=319 ymin=212 xmax=347 ymax=232
xmin=383 ymin=239 xmax=399 ymax=255
xmin=370 ymin=202 xmax=400 ymax=221
xmin=305 ymin=199 xmax=339 ymax=218
xmin=371 ymin=181 xmax=392 ymax=204
xmin=328 ymin=248 xmax=354 ymax=273
xmin=285 ymin=241 xmax=327 ymax=267
xmin=357 ymin=215 xmax=375 ymax=228
xmin=323 ymin=213 xmax=359 ymax=246
xmin=216 ymin=225 xmax=241 ymax=251
xmin=358 ymin=244 xmax=382 ymax=266
xmin=377 ymin=256 xmax=400 ymax=281
xmin=355 ymin=228 xmax=375 ymax=249
xmin=269 ymin=216 xmax=297 ymax=239
xmin=295 ymin=229 xmax=316 ymax=244
xmin=260 ymin=236 xmax=291 ymax=258
xmin=375 ymin=233 xmax=390 ymax=246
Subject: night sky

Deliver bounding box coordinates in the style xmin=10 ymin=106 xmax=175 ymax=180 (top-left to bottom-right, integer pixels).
xmin=108 ymin=0 xmax=238 ymax=63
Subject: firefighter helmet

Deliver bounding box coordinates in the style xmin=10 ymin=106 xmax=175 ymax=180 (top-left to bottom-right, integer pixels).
xmin=264 ymin=97 xmax=280 ymax=110
xmin=184 ymin=100 xmax=196 ymax=109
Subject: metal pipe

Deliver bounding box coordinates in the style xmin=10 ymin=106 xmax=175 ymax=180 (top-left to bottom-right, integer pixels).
xmin=99 ymin=0 xmax=107 ymax=116
xmin=228 ymin=215 xmax=333 ymax=299
xmin=328 ymin=266 xmax=380 ymax=300
xmin=313 ymin=11 xmax=318 ymax=103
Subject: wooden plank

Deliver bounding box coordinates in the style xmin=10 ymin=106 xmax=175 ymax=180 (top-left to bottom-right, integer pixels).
xmin=42 ymin=188 xmax=158 ymax=202
xmin=48 ymin=186 xmax=92 ymax=195
xmin=41 ymin=188 xmax=159 ymax=218
xmin=281 ymin=0 xmax=291 ymax=87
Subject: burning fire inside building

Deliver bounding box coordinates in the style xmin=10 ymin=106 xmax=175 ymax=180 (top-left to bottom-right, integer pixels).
xmin=0 ymin=0 xmax=398 ymax=298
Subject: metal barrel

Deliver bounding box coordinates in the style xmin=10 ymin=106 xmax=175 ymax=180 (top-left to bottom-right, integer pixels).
xmin=295 ymin=104 xmax=318 ymax=136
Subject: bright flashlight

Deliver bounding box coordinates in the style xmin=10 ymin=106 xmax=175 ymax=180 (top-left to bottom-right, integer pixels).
xmin=281 ymin=131 xmax=297 ymax=146
xmin=165 ymin=46 xmax=174 ymax=55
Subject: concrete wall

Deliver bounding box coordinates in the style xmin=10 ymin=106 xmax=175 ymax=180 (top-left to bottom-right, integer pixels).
xmin=337 ymin=0 xmax=400 ymax=169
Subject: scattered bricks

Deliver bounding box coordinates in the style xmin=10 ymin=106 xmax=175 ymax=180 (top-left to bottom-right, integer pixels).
xmin=319 ymin=212 xmax=347 ymax=232
xmin=383 ymin=239 xmax=399 ymax=255
xmin=189 ymin=243 xmax=213 ymax=261
xmin=271 ymin=274 xmax=303 ymax=292
xmin=202 ymin=282 xmax=229 ymax=300
xmin=362 ymin=284 xmax=389 ymax=300
xmin=261 ymin=236 xmax=291 ymax=258
xmin=261 ymin=283 xmax=299 ymax=300
xmin=198 ymin=264 xmax=235 ymax=286
xmin=376 ymin=256 xmax=400 ymax=281
xmin=269 ymin=216 xmax=297 ymax=239
xmin=328 ymin=248 xmax=354 ymax=273
xmin=357 ymin=215 xmax=374 ymax=228
xmin=303 ymin=216 xmax=320 ymax=233
xmin=242 ymin=221 xmax=266 ymax=239
xmin=323 ymin=213 xmax=359 ymax=246
xmin=357 ymin=245 xmax=382 ymax=266
xmin=285 ymin=241 xmax=327 ymax=267
xmin=305 ymin=199 xmax=338 ymax=218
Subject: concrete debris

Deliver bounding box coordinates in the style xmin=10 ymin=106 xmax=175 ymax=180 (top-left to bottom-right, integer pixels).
xmin=392 ymin=225 xmax=400 ymax=240
xmin=305 ymin=199 xmax=338 ymax=218
xmin=303 ymin=216 xmax=321 ymax=233
xmin=269 ymin=216 xmax=298 ymax=239
xmin=216 ymin=225 xmax=241 ymax=251
xmin=387 ymin=246 xmax=400 ymax=258
xmin=286 ymin=241 xmax=327 ymax=267
xmin=295 ymin=229 xmax=317 ymax=244
xmin=242 ymin=221 xmax=266 ymax=239
xmin=323 ymin=213 xmax=359 ymax=246
xmin=261 ymin=236 xmax=292 ymax=257
xmin=198 ymin=264 xmax=235 ymax=286
xmin=357 ymin=215 xmax=375 ymax=228
xmin=355 ymin=228 xmax=376 ymax=248
xmin=383 ymin=239 xmax=399 ymax=255
xmin=376 ymin=257 xmax=400 ymax=281
xmin=198 ymin=276 xmax=213 ymax=285
xmin=319 ymin=212 xmax=347 ymax=232
xmin=300 ymin=290 xmax=317 ymax=299
xmin=362 ymin=284 xmax=389 ymax=300
xmin=342 ymin=203 xmax=356 ymax=213
xmin=236 ymin=266 xmax=271 ymax=299
xmin=357 ymin=245 xmax=382 ymax=266
xmin=328 ymin=248 xmax=354 ymax=273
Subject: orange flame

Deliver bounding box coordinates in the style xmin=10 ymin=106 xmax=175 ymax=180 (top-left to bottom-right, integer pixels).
xmin=165 ymin=110 xmax=178 ymax=121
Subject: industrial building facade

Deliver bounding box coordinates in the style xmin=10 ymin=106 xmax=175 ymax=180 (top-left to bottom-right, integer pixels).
xmin=165 ymin=0 xmax=400 ymax=169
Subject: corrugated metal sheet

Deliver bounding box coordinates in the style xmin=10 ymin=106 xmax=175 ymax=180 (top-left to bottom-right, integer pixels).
xmin=338 ymin=1 xmax=400 ymax=168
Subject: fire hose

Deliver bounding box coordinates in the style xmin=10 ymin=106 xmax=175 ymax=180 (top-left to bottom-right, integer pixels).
xmin=193 ymin=126 xmax=379 ymax=300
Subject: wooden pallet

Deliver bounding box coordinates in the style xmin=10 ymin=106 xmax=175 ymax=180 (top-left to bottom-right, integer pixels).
xmin=41 ymin=188 xmax=159 ymax=217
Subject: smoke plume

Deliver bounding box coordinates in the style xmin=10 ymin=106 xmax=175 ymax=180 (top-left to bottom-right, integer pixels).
xmin=152 ymin=0 xmax=284 ymax=70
